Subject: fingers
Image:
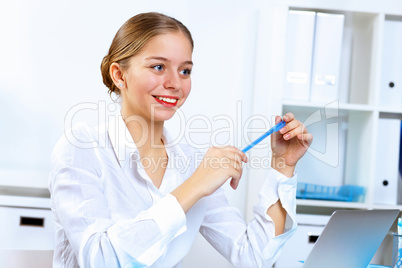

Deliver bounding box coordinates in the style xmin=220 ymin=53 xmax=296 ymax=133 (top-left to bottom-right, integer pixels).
xmin=227 ymin=147 xmax=247 ymax=190
xmin=225 ymin=146 xmax=248 ymax=163
xmin=209 ymin=146 xmax=246 ymax=190
xmin=211 ymin=146 xmax=248 ymax=165
xmin=275 ymin=115 xmax=282 ymax=124
xmin=282 ymin=112 xmax=295 ymax=123
xmin=277 ymin=112 xmax=309 ymax=141
xmin=228 ymin=148 xmax=245 ymax=190
xmin=297 ymin=133 xmax=313 ymax=147
xmin=229 ymin=161 xmax=242 ymax=190
xmin=283 ymin=124 xmax=307 ymax=141
xmin=230 ymin=176 xmax=240 ymax=190
xmin=222 ymin=147 xmax=245 ymax=179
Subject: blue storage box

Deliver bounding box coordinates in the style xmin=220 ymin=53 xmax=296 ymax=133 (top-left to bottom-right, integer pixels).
xmin=296 ymin=183 xmax=366 ymax=202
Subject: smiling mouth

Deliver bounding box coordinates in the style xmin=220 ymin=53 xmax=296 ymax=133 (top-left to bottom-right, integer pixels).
xmin=152 ymin=95 xmax=179 ymax=107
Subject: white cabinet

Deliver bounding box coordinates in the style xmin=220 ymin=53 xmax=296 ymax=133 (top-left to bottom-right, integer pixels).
xmin=268 ymin=2 xmax=402 ymax=264
xmin=0 ymin=196 xmax=54 ymax=250
xmin=268 ymin=0 xmax=402 ymax=213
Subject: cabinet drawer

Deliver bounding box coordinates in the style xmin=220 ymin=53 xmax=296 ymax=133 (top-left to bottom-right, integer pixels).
xmin=0 ymin=206 xmax=55 ymax=249
xmin=274 ymin=214 xmax=330 ymax=267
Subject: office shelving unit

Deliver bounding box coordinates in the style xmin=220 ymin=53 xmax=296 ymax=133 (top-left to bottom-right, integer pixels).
xmin=272 ymin=0 xmax=402 ymax=215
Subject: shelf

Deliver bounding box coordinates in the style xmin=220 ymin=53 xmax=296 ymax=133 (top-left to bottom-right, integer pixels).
xmin=378 ymin=107 xmax=402 ymax=114
xmin=283 ymin=100 xmax=376 ymax=112
xmin=370 ymin=203 xmax=402 ymax=210
xmin=297 ymin=199 xmax=369 ymax=209
xmin=0 ymin=169 xmax=50 ymax=198
xmin=284 ymin=101 xmax=402 ymax=115
xmin=297 ymin=199 xmax=402 ymax=211
xmin=274 ymin=2 xmax=402 ymax=266
xmin=281 ymin=0 xmax=402 ymax=15
xmin=0 ymin=185 xmax=50 ymax=198
xmin=281 ymin=3 xmax=402 ymax=215
xmin=0 ymin=195 xmax=50 ymax=209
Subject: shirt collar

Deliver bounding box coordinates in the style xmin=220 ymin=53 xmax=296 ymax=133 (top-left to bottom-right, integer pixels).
xmin=107 ymin=114 xmax=184 ymax=169
xmin=107 ymin=114 xmax=138 ymax=168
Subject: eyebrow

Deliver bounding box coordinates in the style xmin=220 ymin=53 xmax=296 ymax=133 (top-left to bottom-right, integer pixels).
xmin=145 ymin=56 xmax=193 ymax=66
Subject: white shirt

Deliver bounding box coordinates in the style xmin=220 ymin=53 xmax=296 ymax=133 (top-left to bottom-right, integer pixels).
xmin=48 ymin=114 xmax=298 ymax=268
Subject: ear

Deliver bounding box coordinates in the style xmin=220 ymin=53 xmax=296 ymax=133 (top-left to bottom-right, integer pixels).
xmin=110 ymin=62 xmax=125 ymax=89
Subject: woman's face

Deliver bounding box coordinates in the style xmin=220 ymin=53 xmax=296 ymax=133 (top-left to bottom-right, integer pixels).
xmin=121 ymin=31 xmax=193 ymax=123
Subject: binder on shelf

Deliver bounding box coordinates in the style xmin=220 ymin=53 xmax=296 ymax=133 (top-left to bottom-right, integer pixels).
xmin=380 ymin=19 xmax=402 ymax=109
xmin=310 ymin=13 xmax=345 ymax=102
xmin=283 ymin=10 xmax=316 ymax=101
xmin=399 ymin=121 xmax=402 ymax=204
xmin=373 ymin=118 xmax=402 ymax=205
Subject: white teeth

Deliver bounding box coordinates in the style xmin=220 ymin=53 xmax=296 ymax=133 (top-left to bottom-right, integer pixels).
xmin=156 ymin=96 xmax=177 ymax=103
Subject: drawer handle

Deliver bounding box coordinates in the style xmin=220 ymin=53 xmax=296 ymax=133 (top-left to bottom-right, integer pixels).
xmin=20 ymin=216 xmax=44 ymax=227
xmin=308 ymin=234 xmax=319 ymax=244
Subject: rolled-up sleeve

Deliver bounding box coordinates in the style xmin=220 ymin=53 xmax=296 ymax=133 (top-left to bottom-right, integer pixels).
xmin=49 ymin=126 xmax=186 ymax=268
xmin=199 ymin=168 xmax=297 ymax=268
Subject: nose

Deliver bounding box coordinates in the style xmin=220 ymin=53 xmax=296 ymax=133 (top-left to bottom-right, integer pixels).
xmin=163 ymin=70 xmax=181 ymax=90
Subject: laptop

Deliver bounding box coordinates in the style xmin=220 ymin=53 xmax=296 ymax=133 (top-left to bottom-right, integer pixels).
xmin=303 ymin=209 xmax=400 ymax=268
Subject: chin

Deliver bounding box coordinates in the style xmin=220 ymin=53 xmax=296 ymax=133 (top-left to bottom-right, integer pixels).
xmin=153 ymin=110 xmax=177 ymax=122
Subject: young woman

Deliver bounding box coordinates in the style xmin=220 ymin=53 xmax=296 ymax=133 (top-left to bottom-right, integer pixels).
xmin=49 ymin=12 xmax=312 ymax=268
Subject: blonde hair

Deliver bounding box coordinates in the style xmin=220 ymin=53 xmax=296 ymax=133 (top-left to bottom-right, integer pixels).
xmin=100 ymin=12 xmax=194 ymax=99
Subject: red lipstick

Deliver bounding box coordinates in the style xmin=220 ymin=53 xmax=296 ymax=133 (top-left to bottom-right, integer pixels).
xmin=152 ymin=95 xmax=179 ymax=108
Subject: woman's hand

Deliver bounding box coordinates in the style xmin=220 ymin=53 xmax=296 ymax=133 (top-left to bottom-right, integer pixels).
xmin=192 ymin=146 xmax=248 ymax=196
xmin=172 ymin=146 xmax=248 ymax=213
xmin=271 ymin=113 xmax=313 ymax=177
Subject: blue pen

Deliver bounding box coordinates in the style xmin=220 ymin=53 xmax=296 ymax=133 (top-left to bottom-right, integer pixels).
xmin=242 ymin=120 xmax=286 ymax=153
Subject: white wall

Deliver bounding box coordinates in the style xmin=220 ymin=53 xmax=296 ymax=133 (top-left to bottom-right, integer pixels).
xmin=0 ymin=0 xmax=278 ymax=267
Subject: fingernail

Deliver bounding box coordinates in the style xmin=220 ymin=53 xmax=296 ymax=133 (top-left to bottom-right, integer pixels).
xmin=280 ymin=127 xmax=286 ymax=134
xmin=284 ymin=133 xmax=290 ymax=139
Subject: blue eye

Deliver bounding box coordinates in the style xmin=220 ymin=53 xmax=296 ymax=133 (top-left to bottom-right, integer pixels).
xmin=180 ymin=69 xmax=192 ymax=76
xmin=153 ymin=65 xmax=164 ymax=71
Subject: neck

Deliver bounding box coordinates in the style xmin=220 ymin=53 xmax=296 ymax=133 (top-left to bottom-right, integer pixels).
xmin=121 ymin=110 xmax=165 ymax=153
